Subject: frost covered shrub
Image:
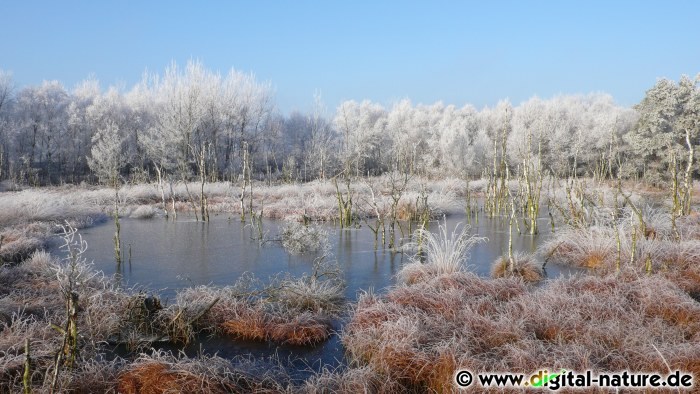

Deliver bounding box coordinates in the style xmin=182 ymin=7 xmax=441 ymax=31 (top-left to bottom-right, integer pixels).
xmin=129 ymin=205 xmax=159 ymax=219
xmin=281 ymin=221 xmax=328 ymax=255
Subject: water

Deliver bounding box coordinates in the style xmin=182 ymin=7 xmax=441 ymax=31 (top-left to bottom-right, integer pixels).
xmin=48 ymin=211 xmax=576 ymax=378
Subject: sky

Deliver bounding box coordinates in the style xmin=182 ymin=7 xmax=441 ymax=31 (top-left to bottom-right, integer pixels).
xmin=1 ymin=1 xmax=698 ymax=113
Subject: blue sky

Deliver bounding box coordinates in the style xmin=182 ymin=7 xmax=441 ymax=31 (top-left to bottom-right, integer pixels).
xmin=1 ymin=1 xmax=698 ymax=113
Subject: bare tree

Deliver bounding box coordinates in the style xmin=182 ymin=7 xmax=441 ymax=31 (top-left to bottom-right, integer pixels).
xmin=0 ymin=70 xmax=14 ymax=180
xmin=88 ymin=120 xmax=125 ymax=264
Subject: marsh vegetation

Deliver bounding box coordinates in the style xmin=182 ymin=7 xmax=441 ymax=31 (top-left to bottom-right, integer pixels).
xmin=0 ymin=65 xmax=699 ymax=392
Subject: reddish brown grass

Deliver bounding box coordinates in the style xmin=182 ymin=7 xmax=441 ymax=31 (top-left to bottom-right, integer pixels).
xmin=396 ymin=262 xmax=434 ymax=285
xmin=346 ymin=293 xmax=405 ymax=332
xmin=580 ymin=249 xmax=608 ymax=268
xmin=640 ymin=293 xmax=700 ymax=337
xmin=344 ymin=269 xmax=700 ymax=393
xmin=424 ymin=348 xmax=458 ymax=393
xmin=117 ymin=362 xmax=233 ymax=394
xmin=221 ymin=307 xmax=332 ymax=346
xmin=666 ymin=264 xmax=700 ymax=301
xmin=424 ymin=271 xmax=528 ymax=300
xmin=386 ymin=286 xmax=465 ymax=317
xmin=266 ymin=312 xmax=332 ymax=346
xmin=220 ymin=307 xmax=268 ymax=341
xmin=541 ymin=228 xmax=616 ymax=271
xmin=491 ymin=253 xmax=544 ymax=283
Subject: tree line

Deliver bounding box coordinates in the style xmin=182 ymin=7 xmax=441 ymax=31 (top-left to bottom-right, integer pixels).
xmin=0 ymin=62 xmax=697 ymax=187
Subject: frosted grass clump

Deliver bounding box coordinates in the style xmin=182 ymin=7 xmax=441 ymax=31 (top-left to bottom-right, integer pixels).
xmin=281 ymin=221 xmax=329 ymax=255
xmin=399 ymin=221 xmax=485 ymax=283
xmin=128 ymin=205 xmax=160 ymax=219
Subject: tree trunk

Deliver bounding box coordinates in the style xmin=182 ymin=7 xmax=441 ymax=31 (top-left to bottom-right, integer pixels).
xmin=683 ymin=129 xmax=694 ymax=215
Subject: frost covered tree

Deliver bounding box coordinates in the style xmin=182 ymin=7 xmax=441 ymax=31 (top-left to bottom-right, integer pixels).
xmin=210 ymin=66 xmax=275 ymax=181
xmin=385 ymin=100 xmax=441 ymax=176
xmin=627 ymin=75 xmax=700 ymax=213
xmin=385 ymin=99 xmax=415 ymax=174
xmin=0 ymin=63 xmax=685 ymax=188
xmin=217 ymin=68 xmax=274 ymax=220
xmin=148 ymin=61 xmax=207 ymax=175
xmin=65 ymin=78 xmax=100 ymax=181
xmin=436 ymin=104 xmax=481 ymax=176
xmin=88 ymin=120 xmax=125 ymax=187
xmin=137 ymin=60 xmax=274 ymax=219
xmin=411 ymin=102 xmax=445 ymax=175
xmin=334 ymin=100 xmax=386 ymax=177
xmin=88 ymin=120 xmax=126 ymax=264
xmin=305 ymin=93 xmax=336 ymax=180
xmin=86 ymin=86 xmax=142 ymax=175
xmin=11 ymin=81 xmax=70 ymax=184
xmin=280 ymin=112 xmax=312 ymax=181
xmin=506 ymin=94 xmax=636 ymax=180
xmin=0 ymin=70 xmax=14 ymax=180
xmin=627 ymin=75 xmax=700 ymax=187
xmin=0 ymin=71 xmax=11 ymax=113
xmin=144 ymin=61 xmax=211 ymax=220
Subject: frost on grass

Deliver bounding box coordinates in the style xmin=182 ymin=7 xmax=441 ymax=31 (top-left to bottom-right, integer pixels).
xmin=300 ymin=365 xmax=404 ymax=394
xmin=0 ymin=223 xmax=347 ymax=392
xmin=162 ymin=258 xmax=346 ymax=347
xmin=0 ymin=189 xmax=106 ymax=229
xmin=343 ymin=270 xmax=700 ymax=393
xmin=218 ymin=258 xmax=345 ymax=346
xmin=6 ymin=350 xmax=290 ymax=393
xmin=0 ymin=228 xmax=44 ymax=264
xmin=116 ymin=351 xmax=289 ymax=394
xmin=281 ymin=220 xmax=329 ymax=255
xmin=491 ymin=252 xmax=544 ymax=283
xmin=127 ymin=205 xmax=161 ymax=219
xmin=398 ymin=221 xmax=485 ymax=284
xmin=274 ymin=257 xmax=346 ymax=314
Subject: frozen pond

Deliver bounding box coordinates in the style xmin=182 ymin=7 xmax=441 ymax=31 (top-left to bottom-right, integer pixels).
xmin=48 ymin=211 xmax=577 ymax=378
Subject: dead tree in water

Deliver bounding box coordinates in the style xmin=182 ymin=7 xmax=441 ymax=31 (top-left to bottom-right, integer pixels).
xmin=190 ymin=142 xmax=210 ymax=221
xmin=485 ymin=104 xmax=511 ymax=218
xmin=387 ymin=170 xmax=409 ymax=250
xmin=518 ymin=126 xmax=543 ymax=235
xmin=334 ymin=175 xmax=353 ymax=229
xmin=239 ymin=141 xmax=252 ymax=222
xmin=360 ymin=179 xmax=387 ymax=248
xmin=87 ymin=120 xmax=124 ymax=265
xmin=113 ymin=187 xmax=121 ymax=265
